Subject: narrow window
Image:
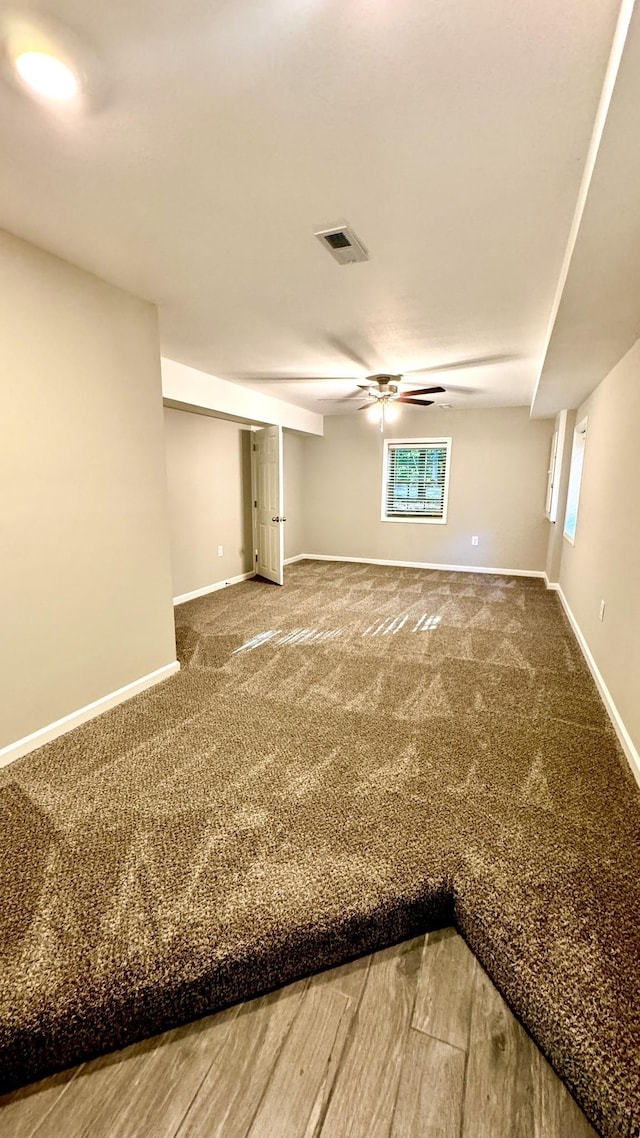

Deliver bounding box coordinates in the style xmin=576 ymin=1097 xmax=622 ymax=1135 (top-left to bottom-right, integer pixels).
xmin=382 ymin=438 xmax=451 ymax=524
xmin=563 ymin=418 xmax=587 ymax=544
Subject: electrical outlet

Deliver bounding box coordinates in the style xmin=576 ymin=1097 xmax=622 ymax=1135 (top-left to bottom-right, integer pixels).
xmin=217 ymin=545 xmax=223 ymax=557
xmin=471 ymin=536 xmax=479 ymax=546
xmin=599 ymin=599 xmax=606 ymax=622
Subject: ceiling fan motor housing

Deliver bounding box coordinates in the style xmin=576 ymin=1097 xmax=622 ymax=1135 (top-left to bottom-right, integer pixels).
xmin=369 ymin=375 xmax=401 ymax=398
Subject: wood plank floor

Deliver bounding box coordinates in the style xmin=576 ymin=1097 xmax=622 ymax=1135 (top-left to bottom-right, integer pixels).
xmin=0 ymin=929 xmax=599 ymax=1138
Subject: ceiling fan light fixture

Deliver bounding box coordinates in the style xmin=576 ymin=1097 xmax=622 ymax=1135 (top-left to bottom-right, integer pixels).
xmin=15 ymin=49 xmax=78 ymax=99
xmin=1 ymin=12 xmax=106 ymax=112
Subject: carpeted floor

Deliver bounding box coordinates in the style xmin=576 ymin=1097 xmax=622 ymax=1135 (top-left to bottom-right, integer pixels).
xmin=1 ymin=560 xmax=639 ymax=1138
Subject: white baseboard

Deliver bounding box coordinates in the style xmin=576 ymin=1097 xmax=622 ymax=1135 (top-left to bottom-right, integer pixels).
xmin=548 ymin=582 xmax=640 ymax=786
xmin=0 ymin=661 xmax=180 ymax=770
xmin=173 ymin=570 xmax=255 ymax=606
xmin=283 ymin=554 xmax=307 ymax=565
xmin=293 ymin=553 xmax=545 ymax=578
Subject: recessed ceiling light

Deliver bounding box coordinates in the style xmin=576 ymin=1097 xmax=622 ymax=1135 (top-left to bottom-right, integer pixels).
xmin=15 ymin=50 xmax=78 ymax=100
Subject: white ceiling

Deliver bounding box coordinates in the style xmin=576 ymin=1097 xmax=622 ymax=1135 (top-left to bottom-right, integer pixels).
xmin=0 ymin=0 xmax=626 ymax=415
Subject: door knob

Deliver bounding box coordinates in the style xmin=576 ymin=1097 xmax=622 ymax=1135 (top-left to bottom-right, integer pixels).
xmin=271 ymin=516 xmax=287 ymax=522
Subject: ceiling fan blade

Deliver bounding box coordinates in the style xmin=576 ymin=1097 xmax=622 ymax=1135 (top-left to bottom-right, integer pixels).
xmin=403 ymin=353 xmax=519 ymax=376
xmin=401 ymin=385 xmax=446 ymax=396
xmin=240 ymin=375 xmax=361 ymax=384
xmin=323 ymin=334 xmax=374 ymax=371
xmin=358 ymin=404 xmax=374 ymax=411
xmin=317 ymin=391 xmax=363 ymax=402
xmin=396 ymin=397 xmax=435 ymax=407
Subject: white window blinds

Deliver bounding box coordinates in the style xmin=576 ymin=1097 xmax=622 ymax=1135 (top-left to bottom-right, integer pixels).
xmin=382 ymin=439 xmax=451 ymax=523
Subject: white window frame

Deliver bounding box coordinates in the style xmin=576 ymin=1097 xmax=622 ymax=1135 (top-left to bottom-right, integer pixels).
xmin=563 ymin=417 xmax=588 ymax=545
xmin=545 ymin=409 xmax=568 ymax=523
xmin=381 ymin=437 xmax=451 ymax=525
xmin=545 ymin=430 xmax=559 ymax=520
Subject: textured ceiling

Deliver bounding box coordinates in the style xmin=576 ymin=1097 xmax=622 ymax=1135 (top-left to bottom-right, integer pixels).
xmin=0 ymin=0 xmax=624 ymax=413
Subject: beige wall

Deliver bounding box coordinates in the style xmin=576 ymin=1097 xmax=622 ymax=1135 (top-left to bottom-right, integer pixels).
xmin=163 ymin=408 xmax=253 ymax=597
xmin=302 ymin=407 xmax=552 ymax=571
xmin=283 ymin=430 xmax=306 ymax=560
xmin=0 ymin=230 xmax=176 ymax=750
xmin=559 ymin=337 xmax=640 ymax=754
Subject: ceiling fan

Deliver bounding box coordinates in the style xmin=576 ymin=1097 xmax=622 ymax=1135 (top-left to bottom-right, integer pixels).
xmin=248 ymin=353 xmax=516 ymax=389
xmin=352 ymin=374 xmax=446 ymax=431
xmin=357 ymin=374 xmax=445 ymax=407
xmin=241 ymin=353 xmax=519 ymax=429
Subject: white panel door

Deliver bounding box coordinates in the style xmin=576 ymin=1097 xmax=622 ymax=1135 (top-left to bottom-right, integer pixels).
xmin=254 ymin=425 xmax=284 ymax=585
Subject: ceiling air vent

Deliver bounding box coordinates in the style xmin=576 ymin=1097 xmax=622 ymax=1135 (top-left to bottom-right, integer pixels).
xmin=314 ymin=224 xmax=369 ymax=265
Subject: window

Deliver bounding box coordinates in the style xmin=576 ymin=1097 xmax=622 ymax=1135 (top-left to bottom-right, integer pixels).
xmin=382 ymin=438 xmax=451 ymax=524
xmin=563 ymin=418 xmax=587 ymax=544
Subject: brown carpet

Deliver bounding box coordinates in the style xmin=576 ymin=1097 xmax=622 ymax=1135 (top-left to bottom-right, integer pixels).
xmin=1 ymin=560 xmax=639 ymax=1137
